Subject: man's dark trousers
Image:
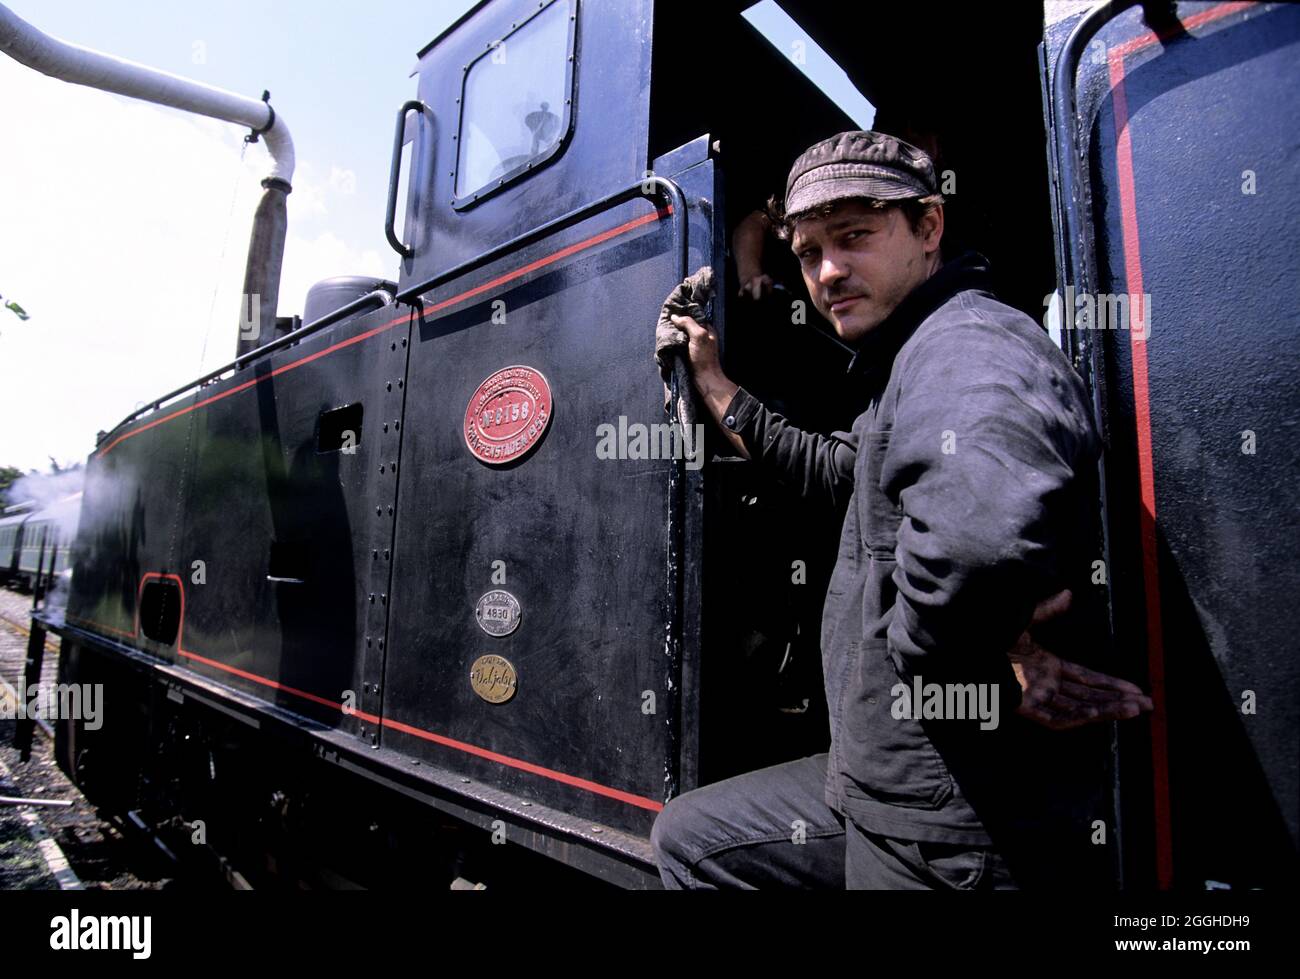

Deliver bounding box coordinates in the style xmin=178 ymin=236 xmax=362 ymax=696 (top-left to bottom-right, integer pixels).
xmin=651 ymin=754 xmax=1026 ymax=889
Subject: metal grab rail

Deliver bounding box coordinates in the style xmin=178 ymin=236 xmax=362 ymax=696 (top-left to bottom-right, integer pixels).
xmin=99 ymin=288 xmax=396 ymax=444
xmin=395 ymin=175 xmax=689 ymax=303
xmin=1051 ymin=0 xmax=1138 ymax=312
xmin=385 ymin=100 xmax=426 ymax=258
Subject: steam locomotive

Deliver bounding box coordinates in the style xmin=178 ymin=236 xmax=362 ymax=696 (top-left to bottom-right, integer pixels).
xmin=9 ymin=0 xmax=1297 ymax=889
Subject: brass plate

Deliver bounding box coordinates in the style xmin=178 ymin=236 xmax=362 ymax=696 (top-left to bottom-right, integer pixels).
xmin=469 ymin=654 xmax=517 ymax=704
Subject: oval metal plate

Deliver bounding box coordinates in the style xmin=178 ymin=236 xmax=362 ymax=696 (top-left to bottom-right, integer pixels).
xmin=463 ymin=365 xmax=553 ymax=465
xmin=469 ymin=654 xmax=518 ymax=704
xmin=474 ymin=589 xmax=521 ymax=637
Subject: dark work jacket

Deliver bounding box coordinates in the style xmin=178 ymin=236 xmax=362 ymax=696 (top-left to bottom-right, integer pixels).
xmin=722 ymin=253 xmax=1110 ymax=845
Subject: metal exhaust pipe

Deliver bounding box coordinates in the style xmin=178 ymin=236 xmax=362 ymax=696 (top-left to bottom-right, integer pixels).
xmin=0 ymin=3 xmax=296 ymax=357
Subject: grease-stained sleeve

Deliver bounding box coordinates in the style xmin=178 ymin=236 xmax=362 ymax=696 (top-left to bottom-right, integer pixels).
xmin=722 ymin=386 xmax=858 ymax=509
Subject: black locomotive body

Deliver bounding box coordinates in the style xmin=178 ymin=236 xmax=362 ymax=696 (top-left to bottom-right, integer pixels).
xmin=36 ymin=0 xmax=1299 ymax=889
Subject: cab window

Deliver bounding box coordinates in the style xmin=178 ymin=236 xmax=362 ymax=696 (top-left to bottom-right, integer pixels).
xmin=453 ymin=0 xmax=575 ymax=205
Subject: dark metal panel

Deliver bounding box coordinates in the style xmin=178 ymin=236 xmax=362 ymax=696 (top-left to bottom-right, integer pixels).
xmin=175 ymin=306 xmax=411 ymax=735
xmin=70 ymin=306 xmax=413 ymax=743
xmin=67 ymin=390 xmax=198 ymax=647
xmin=1078 ymin=1 xmax=1300 ymax=887
xmin=396 ymin=0 xmax=654 ymax=289
xmin=384 ymin=170 xmax=712 ymax=839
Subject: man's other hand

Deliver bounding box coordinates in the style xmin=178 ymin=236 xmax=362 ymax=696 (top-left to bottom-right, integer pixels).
xmin=738 ymin=273 xmax=775 ymax=301
xmin=733 ymin=210 xmax=773 ymax=301
xmin=1009 ymin=589 xmax=1154 ymax=731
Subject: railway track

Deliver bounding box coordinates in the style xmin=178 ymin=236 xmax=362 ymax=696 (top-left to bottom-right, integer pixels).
xmin=0 ymin=589 xmax=169 ymax=890
xmin=0 ymin=590 xmax=60 ymax=696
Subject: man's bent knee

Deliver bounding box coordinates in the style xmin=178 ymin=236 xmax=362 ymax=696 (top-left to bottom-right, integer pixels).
xmin=651 ymin=790 xmax=713 ymax=889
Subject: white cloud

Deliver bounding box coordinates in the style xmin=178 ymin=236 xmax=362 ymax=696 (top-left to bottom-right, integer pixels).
xmin=328 ymin=165 xmax=358 ymax=195
xmin=0 ymin=55 xmax=388 ymax=472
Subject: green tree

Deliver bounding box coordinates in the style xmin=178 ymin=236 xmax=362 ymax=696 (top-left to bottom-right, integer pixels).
xmin=0 ymin=465 xmax=24 ymax=507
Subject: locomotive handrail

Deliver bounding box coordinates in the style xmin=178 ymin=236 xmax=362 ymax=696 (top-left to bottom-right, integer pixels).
xmin=1050 ymin=0 xmax=1186 ymax=334
xmin=385 ymin=100 xmax=426 ymax=258
xmin=1051 ymin=0 xmax=1137 ymax=309
xmin=100 ymin=287 xmax=396 ymax=443
xmin=395 ymin=175 xmax=690 ymax=303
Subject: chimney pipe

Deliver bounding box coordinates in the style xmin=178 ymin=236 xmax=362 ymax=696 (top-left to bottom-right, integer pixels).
xmin=0 ymin=3 xmax=296 ymax=358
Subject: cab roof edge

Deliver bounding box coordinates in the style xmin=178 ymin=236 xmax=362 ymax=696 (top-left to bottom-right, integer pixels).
xmin=416 ymin=0 xmax=494 ymax=61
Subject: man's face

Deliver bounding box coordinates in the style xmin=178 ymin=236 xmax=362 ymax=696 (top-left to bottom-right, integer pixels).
xmin=790 ymin=200 xmax=941 ymax=345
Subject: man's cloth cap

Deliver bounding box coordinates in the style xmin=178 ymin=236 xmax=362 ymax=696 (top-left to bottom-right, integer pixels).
xmin=784 ymin=130 xmax=938 ymax=217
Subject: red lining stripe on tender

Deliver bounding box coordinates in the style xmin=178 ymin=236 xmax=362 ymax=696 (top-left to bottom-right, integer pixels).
xmin=378 ymin=715 xmax=663 ymax=812
xmin=70 ymin=611 xmax=661 ymax=812
xmin=1103 ymin=0 xmax=1248 ymax=890
xmin=176 ymin=647 xmax=382 ymax=725
xmin=177 ymin=649 xmax=661 ymax=812
xmin=97 ymin=203 xmax=673 ymax=457
xmin=421 ymin=206 xmax=672 ymax=316
xmin=1109 ymin=0 xmax=1252 ymax=58
xmin=98 ymin=314 xmax=409 ymax=456
xmin=1107 ymin=52 xmax=1172 ymax=889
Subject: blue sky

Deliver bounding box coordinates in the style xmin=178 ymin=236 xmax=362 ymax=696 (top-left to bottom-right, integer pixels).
xmin=742 ymin=0 xmax=874 ymax=129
